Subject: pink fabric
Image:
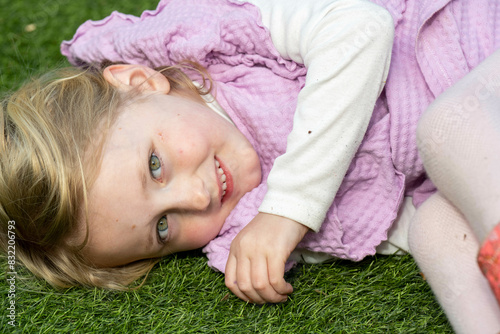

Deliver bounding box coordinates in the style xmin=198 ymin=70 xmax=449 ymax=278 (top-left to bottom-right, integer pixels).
xmin=61 ymin=0 xmax=500 ymax=272
xmin=374 ymin=0 xmax=500 ymax=206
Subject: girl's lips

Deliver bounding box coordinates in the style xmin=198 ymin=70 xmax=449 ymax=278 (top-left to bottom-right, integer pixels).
xmin=215 ymin=157 xmax=233 ymax=204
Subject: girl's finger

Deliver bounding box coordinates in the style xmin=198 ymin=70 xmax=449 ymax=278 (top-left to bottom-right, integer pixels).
xmin=267 ymin=254 xmax=293 ymax=296
xmin=225 ymin=255 xmax=250 ymax=302
xmin=236 ymin=256 xmax=266 ymax=304
xmin=251 ymin=256 xmax=288 ymax=303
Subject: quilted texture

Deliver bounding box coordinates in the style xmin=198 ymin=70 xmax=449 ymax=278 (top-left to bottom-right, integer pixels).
xmin=61 ymin=0 xmax=500 ymax=272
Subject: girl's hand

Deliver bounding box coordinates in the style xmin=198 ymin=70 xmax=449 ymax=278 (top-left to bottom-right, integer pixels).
xmin=225 ymin=213 xmax=309 ymax=304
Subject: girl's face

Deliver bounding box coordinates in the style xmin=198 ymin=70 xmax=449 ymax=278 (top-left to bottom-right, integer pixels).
xmin=81 ymin=65 xmax=261 ymax=267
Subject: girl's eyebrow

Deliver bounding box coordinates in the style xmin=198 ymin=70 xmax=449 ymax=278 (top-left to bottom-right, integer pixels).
xmin=146 ymin=222 xmax=155 ymax=251
xmin=139 ymin=147 xmax=148 ymax=193
xmin=139 ymin=179 xmax=158 ymax=251
xmin=140 ymin=168 xmax=148 ymax=193
xmin=142 ymin=212 xmax=157 ymax=253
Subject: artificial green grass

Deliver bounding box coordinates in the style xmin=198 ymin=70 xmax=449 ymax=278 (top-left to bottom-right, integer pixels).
xmin=0 ymin=0 xmax=452 ymax=332
xmin=1 ymin=252 xmax=451 ymax=333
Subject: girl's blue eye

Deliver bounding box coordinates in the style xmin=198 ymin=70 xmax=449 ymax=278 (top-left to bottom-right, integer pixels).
xmin=150 ymin=153 xmax=162 ymax=180
xmin=157 ymin=216 xmax=169 ymax=242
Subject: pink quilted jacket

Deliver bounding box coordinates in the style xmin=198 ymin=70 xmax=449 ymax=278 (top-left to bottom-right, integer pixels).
xmin=61 ymin=0 xmax=500 ymax=272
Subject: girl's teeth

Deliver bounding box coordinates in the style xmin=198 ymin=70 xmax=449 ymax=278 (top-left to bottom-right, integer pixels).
xmin=216 ymin=159 xmax=228 ymax=199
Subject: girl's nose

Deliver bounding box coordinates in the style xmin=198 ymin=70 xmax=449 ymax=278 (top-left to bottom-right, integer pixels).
xmin=174 ymin=176 xmax=211 ymax=211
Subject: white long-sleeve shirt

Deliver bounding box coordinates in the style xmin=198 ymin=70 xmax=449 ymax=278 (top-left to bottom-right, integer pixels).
xmin=243 ymin=0 xmax=394 ymax=232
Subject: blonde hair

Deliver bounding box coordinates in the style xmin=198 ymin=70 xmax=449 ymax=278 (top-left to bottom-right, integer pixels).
xmin=0 ymin=61 xmax=213 ymax=290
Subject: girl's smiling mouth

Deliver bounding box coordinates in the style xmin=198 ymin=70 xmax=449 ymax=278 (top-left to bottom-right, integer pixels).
xmin=215 ymin=157 xmax=233 ymax=204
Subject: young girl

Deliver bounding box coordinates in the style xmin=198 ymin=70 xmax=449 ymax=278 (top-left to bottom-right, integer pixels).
xmin=1 ymin=0 xmax=500 ymax=332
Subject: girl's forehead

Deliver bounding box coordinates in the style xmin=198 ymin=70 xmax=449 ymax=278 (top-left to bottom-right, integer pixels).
xmin=111 ymin=101 xmax=158 ymax=131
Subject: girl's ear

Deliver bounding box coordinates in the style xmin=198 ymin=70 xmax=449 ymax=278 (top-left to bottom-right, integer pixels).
xmin=102 ymin=64 xmax=171 ymax=94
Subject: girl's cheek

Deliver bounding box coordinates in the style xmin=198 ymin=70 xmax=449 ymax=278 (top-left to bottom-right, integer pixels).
xmin=181 ymin=223 xmax=214 ymax=250
xmin=167 ymin=218 xmax=202 ymax=252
